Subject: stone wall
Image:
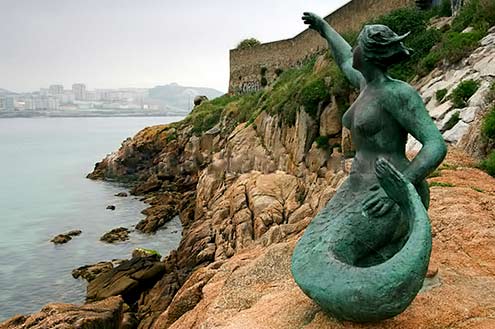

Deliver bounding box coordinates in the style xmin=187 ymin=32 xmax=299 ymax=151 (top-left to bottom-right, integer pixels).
xmin=229 ymin=0 xmax=416 ymax=94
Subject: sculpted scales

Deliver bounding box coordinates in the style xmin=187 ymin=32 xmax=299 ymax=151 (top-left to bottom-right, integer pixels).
xmin=291 ymin=12 xmax=447 ymax=322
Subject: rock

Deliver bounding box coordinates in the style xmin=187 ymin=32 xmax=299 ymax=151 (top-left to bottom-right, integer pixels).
xmin=67 ymin=229 xmax=82 ymax=237
xmin=106 ymin=205 xmax=116 ymax=210
xmin=87 ymin=257 xmax=166 ymax=305
xmin=429 ymin=100 xmax=453 ymax=120
xmin=50 ymin=234 xmax=72 ymax=244
xmin=193 ymin=95 xmax=208 ymax=106
xmin=132 ymin=248 xmax=161 ymax=260
xmin=115 ymin=192 xmax=129 ymax=197
xmin=50 ymin=230 xmax=82 ymax=244
xmin=443 ymin=121 xmax=470 ymax=143
xmin=72 ymin=261 xmax=114 ymax=282
xmin=0 ymin=296 xmax=124 ymax=329
xmin=462 ymin=26 xmax=474 ymax=33
xmin=319 ymin=99 xmax=342 ymax=136
xmin=136 ymin=204 xmax=177 ymax=233
xmin=100 ymin=227 xmax=130 ymax=243
xmin=152 ymin=164 xmax=495 ymax=329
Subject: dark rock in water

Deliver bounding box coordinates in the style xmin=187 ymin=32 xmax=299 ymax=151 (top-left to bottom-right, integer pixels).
xmin=51 ymin=234 xmax=72 ymax=244
xmin=87 ymin=256 xmax=166 ymax=305
xmin=136 ymin=204 xmax=177 ymax=233
xmin=100 ymin=227 xmax=130 ymax=243
xmin=115 ymin=192 xmax=129 ymax=197
xmin=50 ymin=230 xmax=82 ymax=244
xmin=132 ymin=248 xmax=161 ymax=260
xmin=0 ymin=296 xmax=124 ymax=329
xmin=72 ymin=261 xmax=114 ymax=282
xmin=106 ymin=205 xmax=116 ymax=210
xmin=67 ymin=229 xmax=82 ymax=237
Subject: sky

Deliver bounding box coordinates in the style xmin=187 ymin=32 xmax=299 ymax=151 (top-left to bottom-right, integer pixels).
xmin=0 ymin=0 xmax=350 ymax=93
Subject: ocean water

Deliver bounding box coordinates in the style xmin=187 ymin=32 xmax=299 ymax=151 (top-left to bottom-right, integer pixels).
xmin=0 ymin=116 xmax=184 ymax=321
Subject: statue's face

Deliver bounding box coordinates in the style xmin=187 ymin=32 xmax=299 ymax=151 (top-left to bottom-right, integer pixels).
xmin=352 ymin=45 xmax=364 ymax=71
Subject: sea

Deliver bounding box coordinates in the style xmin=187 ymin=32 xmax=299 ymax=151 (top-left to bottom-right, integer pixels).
xmin=0 ymin=116 xmax=184 ymax=321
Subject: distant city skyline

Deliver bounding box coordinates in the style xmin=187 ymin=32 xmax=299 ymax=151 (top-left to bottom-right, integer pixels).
xmin=0 ymin=0 xmax=350 ymax=93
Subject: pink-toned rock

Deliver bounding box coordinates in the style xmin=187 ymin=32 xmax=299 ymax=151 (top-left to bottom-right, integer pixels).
xmin=0 ymin=296 xmax=124 ymax=329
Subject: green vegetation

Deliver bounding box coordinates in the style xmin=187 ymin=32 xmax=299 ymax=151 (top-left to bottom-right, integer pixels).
xmin=429 ymin=181 xmax=455 ymax=187
xmin=373 ymin=8 xmax=442 ymax=81
xmin=480 ymin=151 xmax=495 ymax=176
xmin=417 ymin=0 xmax=495 ymax=74
xmin=135 ymin=248 xmax=162 ymax=258
xmin=486 ymin=81 xmax=495 ymax=104
xmin=427 ymin=169 xmax=441 ymax=178
xmin=471 ymin=186 xmax=485 ymax=193
xmin=450 ymin=80 xmax=479 ymax=108
xmin=440 ymin=163 xmax=459 ymax=171
xmin=437 ymin=0 xmax=452 ymax=17
xmin=436 ymin=88 xmax=448 ymax=103
xmin=315 ymin=135 xmax=330 ymax=150
xmin=451 ymin=0 xmax=495 ymax=33
xmin=237 ymin=38 xmax=261 ymax=50
xmin=443 ymin=111 xmax=460 ymax=131
xmin=480 ymin=105 xmax=495 ymax=177
xmin=482 ymin=105 xmax=495 ymax=140
xmin=166 ymin=132 xmax=177 ymax=142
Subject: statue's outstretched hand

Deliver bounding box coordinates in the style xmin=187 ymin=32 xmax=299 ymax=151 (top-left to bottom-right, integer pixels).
xmin=302 ymin=12 xmax=327 ymax=36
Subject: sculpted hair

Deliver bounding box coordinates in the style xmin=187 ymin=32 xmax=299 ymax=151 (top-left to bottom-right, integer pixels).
xmin=358 ymin=24 xmax=411 ymax=68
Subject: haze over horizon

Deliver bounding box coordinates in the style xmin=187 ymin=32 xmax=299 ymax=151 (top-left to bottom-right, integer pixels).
xmin=0 ymin=0 xmax=350 ymax=93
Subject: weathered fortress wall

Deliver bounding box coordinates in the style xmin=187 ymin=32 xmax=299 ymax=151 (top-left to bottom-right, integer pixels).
xmin=229 ymin=0 xmax=416 ymax=94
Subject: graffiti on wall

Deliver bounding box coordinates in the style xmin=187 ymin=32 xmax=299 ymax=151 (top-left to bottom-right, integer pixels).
xmin=238 ymin=80 xmax=262 ymax=94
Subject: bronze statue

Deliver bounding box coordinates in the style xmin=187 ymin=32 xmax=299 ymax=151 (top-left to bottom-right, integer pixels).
xmin=291 ymin=12 xmax=447 ymax=322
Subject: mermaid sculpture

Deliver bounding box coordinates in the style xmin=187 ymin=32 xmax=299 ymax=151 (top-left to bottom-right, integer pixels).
xmin=291 ymin=13 xmax=447 ymax=322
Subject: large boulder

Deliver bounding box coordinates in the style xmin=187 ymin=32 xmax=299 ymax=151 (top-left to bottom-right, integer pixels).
xmin=87 ymin=256 xmax=166 ymax=304
xmin=0 ymin=296 xmax=124 ymax=329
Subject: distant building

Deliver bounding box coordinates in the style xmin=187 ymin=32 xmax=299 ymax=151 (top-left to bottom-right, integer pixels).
xmin=1 ymin=96 xmax=15 ymax=111
xmin=72 ymin=83 xmax=87 ymax=101
xmin=49 ymin=84 xmax=64 ymax=95
xmin=33 ymin=96 xmax=59 ymax=110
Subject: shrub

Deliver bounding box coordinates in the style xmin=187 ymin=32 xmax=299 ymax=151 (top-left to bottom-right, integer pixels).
xmin=486 ymin=81 xmax=495 ymax=104
xmin=480 ymin=150 xmax=495 ymax=177
xmin=300 ymin=78 xmax=330 ymax=118
xmin=374 ymin=8 xmax=441 ymax=81
xmin=237 ymin=38 xmax=261 ymax=50
xmin=316 ymin=135 xmax=330 ymax=150
xmin=443 ymin=111 xmax=460 ymax=131
xmin=436 ymin=88 xmax=448 ymax=103
xmin=438 ymin=0 xmax=453 ymax=17
xmin=482 ymin=105 xmax=495 ymax=140
xmin=450 ymin=80 xmax=479 ymax=108
xmin=260 ymin=76 xmax=268 ymax=87
xmin=451 ymin=0 xmax=495 ymax=33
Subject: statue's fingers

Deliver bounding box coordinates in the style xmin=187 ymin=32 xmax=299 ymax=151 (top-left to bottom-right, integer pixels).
xmin=363 ymin=192 xmax=379 ymax=204
xmin=368 ymin=202 xmax=385 ymax=216
xmin=363 ymin=197 xmax=379 ymax=211
xmin=375 ymin=201 xmax=393 ymax=217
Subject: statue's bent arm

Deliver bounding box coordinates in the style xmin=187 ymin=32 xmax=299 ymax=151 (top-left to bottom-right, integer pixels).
xmin=387 ymin=84 xmax=447 ymax=184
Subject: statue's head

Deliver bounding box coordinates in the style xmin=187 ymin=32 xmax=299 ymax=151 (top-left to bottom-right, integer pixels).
xmin=353 ymin=24 xmax=411 ymax=71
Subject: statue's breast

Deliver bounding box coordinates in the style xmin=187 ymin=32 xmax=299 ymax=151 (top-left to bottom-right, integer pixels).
xmin=347 ymin=92 xmax=384 ymax=138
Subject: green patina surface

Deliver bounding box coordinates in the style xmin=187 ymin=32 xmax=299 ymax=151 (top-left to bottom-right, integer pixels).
xmin=292 ymin=13 xmax=447 ymax=322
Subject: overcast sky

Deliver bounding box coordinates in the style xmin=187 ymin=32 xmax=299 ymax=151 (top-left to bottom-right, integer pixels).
xmin=0 ymin=0 xmax=350 ymax=93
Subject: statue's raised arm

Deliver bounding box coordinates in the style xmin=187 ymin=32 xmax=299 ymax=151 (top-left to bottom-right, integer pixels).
xmin=302 ymin=12 xmax=365 ymax=89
